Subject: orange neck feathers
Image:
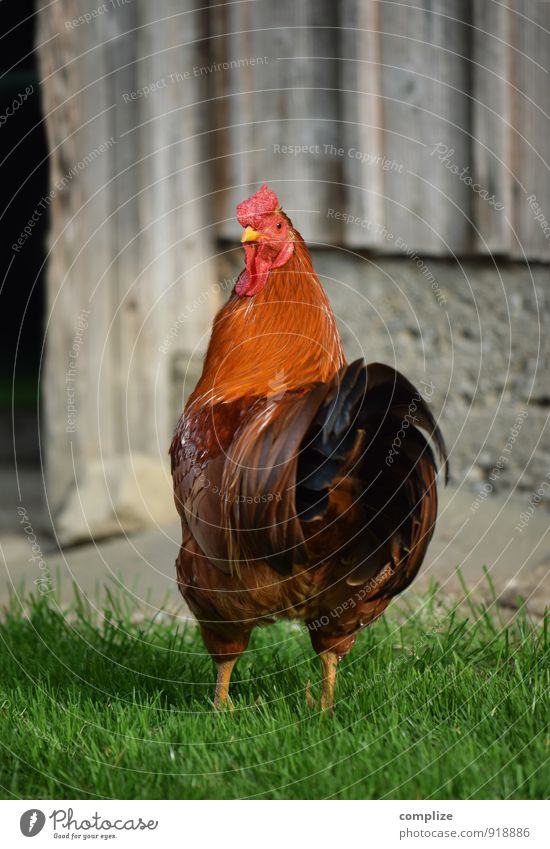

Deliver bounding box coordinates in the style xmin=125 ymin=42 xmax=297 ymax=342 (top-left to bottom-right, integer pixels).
xmin=188 ymin=233 xmax=345 ymax=411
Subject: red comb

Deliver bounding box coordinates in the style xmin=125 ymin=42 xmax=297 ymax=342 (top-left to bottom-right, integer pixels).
xmin=236 ymin=184 xmax=280 ymax=228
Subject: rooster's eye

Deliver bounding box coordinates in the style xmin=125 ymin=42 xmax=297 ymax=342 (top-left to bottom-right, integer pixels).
xmin=276 ymin=223 xmax=282 ymax=230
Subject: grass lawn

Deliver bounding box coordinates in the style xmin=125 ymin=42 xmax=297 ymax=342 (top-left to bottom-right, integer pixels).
xmin=0 ymin=582 xmax=548 ymax=800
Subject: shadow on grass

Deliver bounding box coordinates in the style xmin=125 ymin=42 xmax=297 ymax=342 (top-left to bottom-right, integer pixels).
xmin=1 ymin=580 xmax=328 ymax=712
xmin=0 ymin=584 xmax=215 ymax=709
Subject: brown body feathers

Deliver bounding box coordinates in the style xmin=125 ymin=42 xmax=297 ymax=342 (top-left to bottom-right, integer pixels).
xmin=170 ymin=187 xmax=447 ymax=707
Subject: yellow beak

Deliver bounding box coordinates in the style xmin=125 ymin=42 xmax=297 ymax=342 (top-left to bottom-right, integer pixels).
xmin=241 ymin=226 xmax=262 ymax=243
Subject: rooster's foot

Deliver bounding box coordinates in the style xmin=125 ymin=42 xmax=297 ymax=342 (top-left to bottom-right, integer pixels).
xmin=213 ymin=658 xmax=237 ymax=710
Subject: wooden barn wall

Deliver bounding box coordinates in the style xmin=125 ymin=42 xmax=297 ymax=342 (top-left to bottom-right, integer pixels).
xmin=35 ymin=0 xmax=549 ymax=540
xmin=36 ymin=0 xmax=217 ymax=533
xmin=473 ymin=0 xmax=550 ymax=259
xmin=211 ymin=0 xmax=550 ymax=260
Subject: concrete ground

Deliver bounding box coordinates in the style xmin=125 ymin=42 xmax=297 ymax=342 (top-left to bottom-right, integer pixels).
xmin=2 ymin=475 xmax=548 ymax=621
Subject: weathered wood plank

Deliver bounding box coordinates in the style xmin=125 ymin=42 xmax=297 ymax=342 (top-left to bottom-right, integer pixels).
xmin=211 ymin=0 xmax=342 ymax=244
xmin=129 ymin=1 xmax=215 ymax=454
xmin=383 ymin=0 xmax=473 ymax=254
xmin=37 ymin=0 xmax=217 ymax=540
xmin=509 ymin=0 xmax=550 ymax=259
xmin=473 ymin=0 xmax=550 ymax=259
xmin=340 ymin=0 xmax=386 ymax=249
xmin=37 ymin=0 xmax=120 ymax=515
xmin=472 ymin=0 xmax=514 ymax=254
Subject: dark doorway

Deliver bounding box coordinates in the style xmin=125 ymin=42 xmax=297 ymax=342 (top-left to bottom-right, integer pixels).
xmin=0 ymin=2 xmax=48 ymax=526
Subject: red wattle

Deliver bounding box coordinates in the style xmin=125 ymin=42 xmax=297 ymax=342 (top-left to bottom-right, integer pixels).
xmin=235 ymin=246 xmax=273 ymax=297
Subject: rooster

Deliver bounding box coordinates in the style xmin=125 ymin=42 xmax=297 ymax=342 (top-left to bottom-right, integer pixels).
xmin=171 ymin=185 xmax=447 ymax=710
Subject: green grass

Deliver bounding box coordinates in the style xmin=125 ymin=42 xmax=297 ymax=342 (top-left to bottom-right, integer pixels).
xmin=0 ymin=583 xmax=548 ymax=799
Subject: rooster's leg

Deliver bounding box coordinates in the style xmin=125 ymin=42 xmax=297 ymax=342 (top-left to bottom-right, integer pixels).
xmin=214 ymin=658 xmax=237 ymax=709
xmin=319 ymin=651 xmax=339 ymax=712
